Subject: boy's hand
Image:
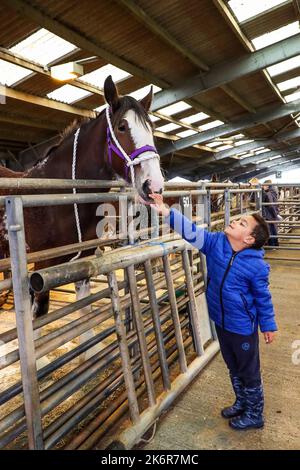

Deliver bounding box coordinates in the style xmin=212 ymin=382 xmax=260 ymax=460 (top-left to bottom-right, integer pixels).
xmin=263 ymin=331 xmax=275 ymax=344
xmin=149 ymin=193 xmax=170 ymax=217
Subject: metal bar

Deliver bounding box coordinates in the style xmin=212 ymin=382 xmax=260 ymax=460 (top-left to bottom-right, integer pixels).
xmin=162 ymin=254 xmax=187 ymax=373
xmin=5 ymin=196 xmax=44 ymax=449
xmin=181 ymin=248 xmax=204 ymax=356
xmin=0 ymin=178 xmax=127 ymax=190
xmin=126 ymin=265 xmax=156 ymax=406
xmin=107 ymin=271 xmax=140 ymax=423
xmin=143 ymin=259 xmax=171 ymax=389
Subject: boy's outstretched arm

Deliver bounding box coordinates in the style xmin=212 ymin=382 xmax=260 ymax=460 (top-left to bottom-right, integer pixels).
xmin=149 ymin=193 xmax=218 ymax=255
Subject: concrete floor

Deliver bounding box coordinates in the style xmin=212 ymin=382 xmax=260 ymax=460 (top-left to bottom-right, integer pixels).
xmin=144 ymin=247 xmax=300 ymax=450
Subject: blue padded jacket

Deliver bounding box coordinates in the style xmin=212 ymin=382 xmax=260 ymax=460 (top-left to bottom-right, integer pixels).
xmin=166 ymin=208 xmax=277 ymax=335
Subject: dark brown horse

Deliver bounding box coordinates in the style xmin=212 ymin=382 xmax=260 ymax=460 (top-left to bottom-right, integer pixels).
xmin=0 ymin=76 xmax=164 ymax=361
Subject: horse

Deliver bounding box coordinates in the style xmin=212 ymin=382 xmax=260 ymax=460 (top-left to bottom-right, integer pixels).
xmin=0 ymin=75 xmax=164 ymax=363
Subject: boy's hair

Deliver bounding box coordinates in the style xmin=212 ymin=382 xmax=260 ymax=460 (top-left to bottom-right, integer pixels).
xmin=251 ymin=213 xmax=270 ymax=249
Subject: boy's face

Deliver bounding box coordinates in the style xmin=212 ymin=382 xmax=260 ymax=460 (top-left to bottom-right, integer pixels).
xmin=224 ymin=215 xmax=257 ymax=247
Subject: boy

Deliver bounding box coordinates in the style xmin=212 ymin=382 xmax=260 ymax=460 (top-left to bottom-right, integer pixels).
xmin=150 ymin=193 xmax=277 ymax=431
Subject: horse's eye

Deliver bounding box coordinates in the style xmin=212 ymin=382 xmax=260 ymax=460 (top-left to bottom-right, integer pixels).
xmin=118 ymin=124 xmax=126 ymax=132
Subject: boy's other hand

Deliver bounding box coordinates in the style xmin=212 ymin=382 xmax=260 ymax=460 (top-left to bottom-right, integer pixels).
xmin=149 ymin=193 xmax=170 ymax=217
xmin=263 ymin=331 xmax=275 ymax=344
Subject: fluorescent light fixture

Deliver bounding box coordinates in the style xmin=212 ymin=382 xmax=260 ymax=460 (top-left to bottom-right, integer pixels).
xmin=199 ymin=120 xmax=224 ymax=131
xmin=158 ymin=101 xmax=191 ymax=116
xmin=149 ymin=115 xmax=160 ymax=122
xmin=234 ymin=139 xmax=254 ymax=146
xmin=47 ymin=84 xmax=92 ymax=103
xmin=180 ymin=112 xmax=209 ymax=124
xmin=50 ymin=62 xmax=83 ymax=81
xmin=252 ymin=22 xmax=299 ymax=50
xmin=228 ymin=0 xmax=286 ymax=22
xmin=156 ymin=123 xmax=181 ymax=133
xmin=176 ymin=129 xmax=197 ymax=138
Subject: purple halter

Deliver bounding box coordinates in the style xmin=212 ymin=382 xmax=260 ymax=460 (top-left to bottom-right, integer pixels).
xmin=105 ymin=106 xmax=159 ymax=183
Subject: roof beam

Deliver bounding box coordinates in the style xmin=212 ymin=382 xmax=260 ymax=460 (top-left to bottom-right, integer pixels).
xmin=160 ymin=98 xmax=300 ymax=155
xmin=3 ymin=0 xmax=168 ymax=88
xmin=151 ymin=33 xmax=300 ymax=111
xmin=223 ymin=153 xmax=300 ymax=179
xmin=237 ymin=158 xmax=300 ymax=181
xmin=0 ymin=47 xmax=105 ymax=97
xmin=117 ymin=0 xmax=257 ymax=114
xmin=0 ymin=84 xmax=96 ymax=118
xmin=213 ymin=0 xmax=283 ymax=103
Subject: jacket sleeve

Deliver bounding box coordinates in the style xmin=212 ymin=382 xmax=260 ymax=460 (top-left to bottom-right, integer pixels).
xmin=250 ymin=264 xmax=278 ymax=332
xmin=165 ymin=208 xmax=218 ymax=255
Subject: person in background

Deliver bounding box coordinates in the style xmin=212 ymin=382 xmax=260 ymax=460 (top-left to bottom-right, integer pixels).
xmin=262 ymin=180 xmax=279 ymax=248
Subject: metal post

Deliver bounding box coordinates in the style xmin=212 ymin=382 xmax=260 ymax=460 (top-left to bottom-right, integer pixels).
xmin=143 ymin=259 xmax=171 ymax=390
xmin=107 ymin=271 xmax=140 ymax=424
xmin=5 ymin=196 xmax=44 ymax=449
xmin=162 ymin=255 xmax=187 ymax=373
xmin=181 ymin=248 xmax=204 ymax=356
xmin=126 ymin=265 xmax=156 ymax=406
xmin=224 ymin=188 xmax=231 ymax=227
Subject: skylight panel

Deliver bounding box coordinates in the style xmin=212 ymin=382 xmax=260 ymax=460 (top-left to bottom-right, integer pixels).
xmin=129 ymin=84 xmax=161 ymax=100
xmin=206 ymin=141 xmax=222 ymax=148
xmin=47 ymin=84 xmax=92 ymax=104
xmin=199 ymin=120 xmax=224 ymax=131
xmin=285 ymin=90 xmax=300 ymax=102
xmin=10 ymin=28 xmax=77 ymax=66
xmin=156 ymin=123 xmax=181 ymax=133
xmin=0 ymin=59 xmax=32 ymax=86
xmin=216 ymin=144 xmax=233 ymax=151
xmin=234 ymin=139 xmax=254 ymax=146
xmin=180 ymin=112 xmax=209 ymax=124
xmin=94 ymin=104 xmax=106 ymax=113
xmin=79 ymin=64 xmax=131 ymax=88
xmin=255 ymin=148 xmax=270 ymax=154
xmin=158 ymin=101 xmax=191 ymax=116
xmin=150 ymin=115 xmax=160 ymax=122
xmin=176 ymin=129 xmax=198 ymax=138
xmin=267 ymin=55 xmax=300 ymax=77
xmin=277 ymin=76 xmax=300 ymax=92
xmin=252 ymin=22 xmax=299 ymax=50
xmin=228 ymin=0 xmax=286 ymax=23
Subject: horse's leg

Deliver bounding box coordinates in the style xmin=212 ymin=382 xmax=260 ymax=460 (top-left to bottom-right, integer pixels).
xmin=75 ymin=278 xmax=102 ymax=363
xmin=31 ymin=290 xmax=51 ymax=370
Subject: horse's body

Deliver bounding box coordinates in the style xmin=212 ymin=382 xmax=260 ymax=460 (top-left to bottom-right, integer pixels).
xmin=0 ymin=77 xmax=164 ymax=360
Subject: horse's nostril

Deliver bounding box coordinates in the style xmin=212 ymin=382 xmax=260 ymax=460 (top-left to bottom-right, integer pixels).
xmin=142 ymin=179 xmax=151 ymax=195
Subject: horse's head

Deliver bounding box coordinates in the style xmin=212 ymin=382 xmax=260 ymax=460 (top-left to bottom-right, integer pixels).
xmin=104 ymin=76 xmax=164 ymax=204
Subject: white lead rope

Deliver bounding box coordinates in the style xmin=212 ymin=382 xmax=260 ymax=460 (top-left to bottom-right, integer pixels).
xmin=70 ymin=127 xmax=83 ymax=262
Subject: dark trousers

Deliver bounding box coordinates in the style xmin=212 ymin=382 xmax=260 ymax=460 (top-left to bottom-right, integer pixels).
xmin=215 ymin=324 xmax=261 ymax=387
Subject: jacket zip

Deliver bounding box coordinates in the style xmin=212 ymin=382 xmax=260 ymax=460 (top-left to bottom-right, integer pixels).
xmin=220 ymin=252 xmax=237 ymax=329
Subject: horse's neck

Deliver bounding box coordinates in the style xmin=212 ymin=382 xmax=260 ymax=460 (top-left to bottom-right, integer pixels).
xmin=27 ymin=115 xmax=109 ymax=181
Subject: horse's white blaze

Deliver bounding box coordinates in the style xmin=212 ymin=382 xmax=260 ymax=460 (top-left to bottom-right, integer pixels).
xmin=124 ymin=110 xmax=164 ymax=194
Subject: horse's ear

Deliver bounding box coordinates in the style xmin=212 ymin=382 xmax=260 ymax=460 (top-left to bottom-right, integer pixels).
xmin=104 ymin=75 xmax=120 ymax=112
xmin=140 ymin=85 xmax=153 ymax=112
